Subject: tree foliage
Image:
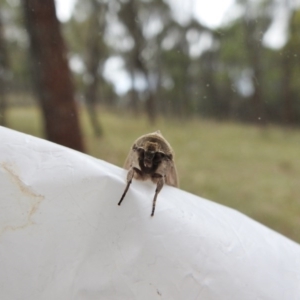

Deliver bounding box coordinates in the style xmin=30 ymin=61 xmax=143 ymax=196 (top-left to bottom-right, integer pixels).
xmin=2 ymin=0 xmax=300 ymax=125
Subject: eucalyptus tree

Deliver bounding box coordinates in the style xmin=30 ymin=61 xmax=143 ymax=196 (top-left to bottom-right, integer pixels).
xmin=0 ymin=10 xmax=8 ymax=126
xmin=23 ymin=0 xmax=85 ymax=151
xmin=281 ymin=7 xmax=300 ymax=124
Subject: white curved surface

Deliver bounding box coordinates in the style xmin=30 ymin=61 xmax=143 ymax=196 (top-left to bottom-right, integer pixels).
xmin=0 ymin=126 xmax=299 ymax=300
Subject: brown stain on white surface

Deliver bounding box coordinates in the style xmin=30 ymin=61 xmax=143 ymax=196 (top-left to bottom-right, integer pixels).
xmin=0 ymin=162 xmax=45 ymax=236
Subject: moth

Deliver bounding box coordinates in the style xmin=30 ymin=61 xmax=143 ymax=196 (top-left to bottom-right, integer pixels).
xmin=118 ymin=130 xmax=179 ymax=216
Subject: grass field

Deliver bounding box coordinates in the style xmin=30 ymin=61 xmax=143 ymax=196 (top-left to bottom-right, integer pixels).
xmin=5 ymin=106 xmax=300 ymax=244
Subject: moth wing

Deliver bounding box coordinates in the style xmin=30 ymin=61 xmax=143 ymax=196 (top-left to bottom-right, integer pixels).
xmin=123 ymin=149 xmax=133 ymax=170
xmin=123 ymin=151 xmax=131 ymax=170
xmin=123 ymin=146 xmax=140 ymax=170
xmin=165 ymin=161 xmax=179 ymax=188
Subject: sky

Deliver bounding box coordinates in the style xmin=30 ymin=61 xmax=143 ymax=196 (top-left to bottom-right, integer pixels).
xmin=55 ymin=0 xmax=76 ymax=22
xmin=168 ymin=0 xmax=235 ymax=28
xmin=55 ymin=0 xmax=235 ymax=28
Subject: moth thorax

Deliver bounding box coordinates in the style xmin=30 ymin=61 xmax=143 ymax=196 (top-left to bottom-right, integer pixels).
xmin=143 ymin=141 xmax=158 ymax=168
xmin=144 ymin=141 xmax=159 ymax=152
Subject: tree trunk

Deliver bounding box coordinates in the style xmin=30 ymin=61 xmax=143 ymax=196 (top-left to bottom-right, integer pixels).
xmin=243 ymin=19 xmax=265 ymax=125
xmin=23 ymin=0 xmax=85 ymax=152
xmin=282 ymin=52 xmax=294 ymax=125
xmin=129 ymin=66 xmax=139 ymax=115
xmin=119 ymin=0 xmax=156 ymax=123
xmin=84 ymin=0 xmax=106 ymax=137
xmin=0 ymin=13 xmax=8 ymax=126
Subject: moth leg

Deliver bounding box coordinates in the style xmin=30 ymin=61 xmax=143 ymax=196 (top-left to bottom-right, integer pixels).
xmin=151 ymin=176 xmax=164 ymax=217
xmin=118 ymin=168 xmax=134 ymax=206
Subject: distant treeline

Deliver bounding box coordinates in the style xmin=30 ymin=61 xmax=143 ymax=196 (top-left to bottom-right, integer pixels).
xmin=1 ymin=0 xmax=300 ymax=126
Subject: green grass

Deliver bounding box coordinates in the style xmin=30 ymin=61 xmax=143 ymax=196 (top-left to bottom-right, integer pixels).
xmin=5 ymin=106 xmax=300 ymax=243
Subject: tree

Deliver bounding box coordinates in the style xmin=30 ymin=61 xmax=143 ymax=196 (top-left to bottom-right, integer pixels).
xmin=83 ymin=0 xmax=107 ymax=137
xmin=118 ymin=0 xmax=156 ymax=123
xmin=240 ymin=0 xmax=273 ymax=124
xmin=282 ymin=8 xmax=300 ymax=124
xmin=0 ymin=10 xmax=8 ymax=126
xmin=23 ymin=0 xmax=85 ymax=152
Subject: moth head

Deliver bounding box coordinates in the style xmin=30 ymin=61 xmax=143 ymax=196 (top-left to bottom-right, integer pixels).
xmin=134 ymin=141 xmax=163 ymax=169
xmin=143 ymin=141 xmax=159 ymax=168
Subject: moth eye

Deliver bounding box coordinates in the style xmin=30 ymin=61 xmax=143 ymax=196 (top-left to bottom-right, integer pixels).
xmin=137 ymin=148 xmax=145 ymax=155
xmin=154 ymin=152 xmax=164 ymax=160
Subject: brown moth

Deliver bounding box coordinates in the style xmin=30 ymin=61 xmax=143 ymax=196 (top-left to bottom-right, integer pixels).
xmin=118 ymin=130 xmax=179 ymax=216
